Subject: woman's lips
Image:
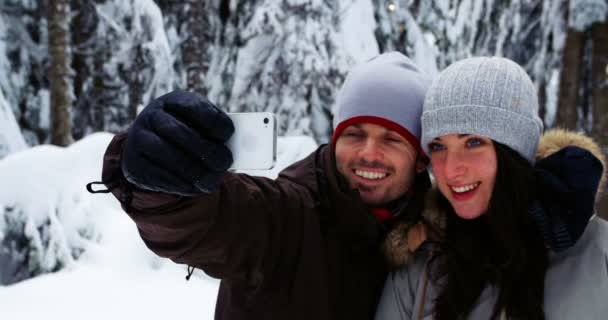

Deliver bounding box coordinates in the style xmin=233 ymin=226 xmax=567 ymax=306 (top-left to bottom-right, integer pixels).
xmin=449 ymin=182 xmax=480 ymax=201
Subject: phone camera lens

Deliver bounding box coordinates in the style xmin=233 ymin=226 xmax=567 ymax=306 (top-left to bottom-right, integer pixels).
xmin=263 ymin=117 xmax=269 ymax=124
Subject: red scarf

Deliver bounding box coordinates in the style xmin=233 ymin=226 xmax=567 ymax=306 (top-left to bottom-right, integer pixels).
xmin=372 ymin=208 xmax=392 ymax=222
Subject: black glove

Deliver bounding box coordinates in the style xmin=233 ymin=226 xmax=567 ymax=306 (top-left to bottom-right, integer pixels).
xmin=530 ymin=146 xmax=604 ymax=252
xmin=121 ymin=90 xmax=234 ymax=196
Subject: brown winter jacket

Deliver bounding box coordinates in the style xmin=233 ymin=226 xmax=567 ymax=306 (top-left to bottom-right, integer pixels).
xmin=101 ymin=133 xmax=427 ymax=320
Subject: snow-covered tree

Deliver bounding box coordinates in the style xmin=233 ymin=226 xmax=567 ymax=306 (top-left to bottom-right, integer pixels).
xmin=374 ymin=0 xmax=571 ymax=125
xmin=0 ymin=13 xmax=27 ymax=158
xmin=204 ymin=1 xmax=360 ymax=142
xmin=0 ymin=1 xmax=50 ymax=145
xmin=71 ymin=0 xmax=174 ymax=139
xmin=0 ymin=90 xmax=27 ymax=159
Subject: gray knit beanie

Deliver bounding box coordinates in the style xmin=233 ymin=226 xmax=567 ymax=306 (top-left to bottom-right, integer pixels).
xmin=332 ymin=52 xmax=431 ymax=158
xmin=421 ymin=56 xmax=543 ymax=163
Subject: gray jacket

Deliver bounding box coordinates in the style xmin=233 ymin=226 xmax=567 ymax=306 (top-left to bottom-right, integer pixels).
xmin=375 ymin=216 xmax=608 ymax=320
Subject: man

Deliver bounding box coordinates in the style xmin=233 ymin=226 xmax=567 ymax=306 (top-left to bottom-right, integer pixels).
xmin=96 ymin=52 xmax=430 ymax=320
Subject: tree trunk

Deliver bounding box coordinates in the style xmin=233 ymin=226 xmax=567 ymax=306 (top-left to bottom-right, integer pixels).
xmin=128 ymin=45 xmax=145 ymax=120
xmin=49 ymin=0 xmax=73 ymax=146
xmin=182 ymin=0 xmax=208 ymax=95
xmin=556 ymin=28 xmax=585 ymax=130
xmin=92 ymin=39 xmax=107 ymax=131
xmin=537 ymin=80 xmax=547 ymax=124
xmin=590 ymin=21 xmax=608 ymax=219
xmin=70 ymin=0 xmax=95 ymax=100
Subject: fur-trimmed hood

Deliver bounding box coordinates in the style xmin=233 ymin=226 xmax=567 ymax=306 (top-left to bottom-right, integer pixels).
xmin=383 ymin=129 xmax=607 ymax=268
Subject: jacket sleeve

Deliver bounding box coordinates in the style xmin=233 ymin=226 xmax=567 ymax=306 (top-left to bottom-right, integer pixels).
xmin=533 ymin=145 xmax=604 ymax=252
xmin=101 ymin=133 xmax=318 ymax=287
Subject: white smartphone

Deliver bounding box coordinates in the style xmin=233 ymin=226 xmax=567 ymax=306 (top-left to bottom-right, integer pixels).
xmin=226 ymin=112 xmax=277 ymax=170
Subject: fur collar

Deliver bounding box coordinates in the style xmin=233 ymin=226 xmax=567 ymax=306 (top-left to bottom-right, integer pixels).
xmin=383 ymin=129 xmax=606 ymax=268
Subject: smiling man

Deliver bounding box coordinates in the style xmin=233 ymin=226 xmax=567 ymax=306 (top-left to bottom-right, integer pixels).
xmin=335 ymin=123 xmax=422 ymax=206
xmin=331 ymin=53 xmax=429 ymax=219
xmin=95 ymin=52 xmax=431 ymax=320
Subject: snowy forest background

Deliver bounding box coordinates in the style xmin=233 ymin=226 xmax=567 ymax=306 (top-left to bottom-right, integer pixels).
xmin=0 ymin=0 xmax=607 ymax=316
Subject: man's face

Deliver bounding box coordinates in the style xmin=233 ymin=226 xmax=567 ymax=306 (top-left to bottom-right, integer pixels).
xmin=335 ymin=123 xmax=424 ymax=206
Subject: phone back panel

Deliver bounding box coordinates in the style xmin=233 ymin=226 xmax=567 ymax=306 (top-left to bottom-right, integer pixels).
xmin=226 ymin=112 xmax=277 ymax=170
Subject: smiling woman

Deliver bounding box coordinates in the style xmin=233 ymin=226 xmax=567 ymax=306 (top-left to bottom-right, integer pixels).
xmin=375 ymin=57 xmax=608 ymax=320
xmin=428 ymin=134 xmax=496 ymax=220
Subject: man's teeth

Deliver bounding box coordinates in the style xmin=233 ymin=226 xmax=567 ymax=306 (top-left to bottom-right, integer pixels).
xmin=355 ymin=170 xmax=387 ymax=180
xmin=451 ymin=183 xmax=479 ymax=193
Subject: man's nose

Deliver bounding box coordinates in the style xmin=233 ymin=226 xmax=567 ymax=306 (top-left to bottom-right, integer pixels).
xmin=358 ymin=139 xmax=384 ymax=162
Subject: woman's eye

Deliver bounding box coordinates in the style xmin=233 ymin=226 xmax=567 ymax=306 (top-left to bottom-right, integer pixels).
xmin=428 ymin=142 xmax=445 ymax=152
xmin=466 ymin=138 xmax=483 ymax=148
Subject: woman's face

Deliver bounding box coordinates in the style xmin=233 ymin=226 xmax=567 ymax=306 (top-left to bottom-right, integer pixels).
xmin=429 ymin=134 xmax=497 ymax=219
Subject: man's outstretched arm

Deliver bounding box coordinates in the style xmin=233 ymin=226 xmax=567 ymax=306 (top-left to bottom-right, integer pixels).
xmin=100 ymin=90 xmax=317 ymax=287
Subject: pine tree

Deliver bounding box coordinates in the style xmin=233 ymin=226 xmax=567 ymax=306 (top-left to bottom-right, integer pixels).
xmin=205 ymin=0 xmax=353 ymax=142
xmin=1 ymin=1 xmax=49 ymax=144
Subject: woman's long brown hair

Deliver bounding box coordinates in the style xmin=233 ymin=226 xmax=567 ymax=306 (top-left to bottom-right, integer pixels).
xmin=433 ymin=142 xmax=549 ymax=320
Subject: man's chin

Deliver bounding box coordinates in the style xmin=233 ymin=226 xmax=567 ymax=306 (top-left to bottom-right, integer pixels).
xmin=359 ymin=192 xmax=390 ymax=207
xmin=349 ymin=181 xmax=395 ymax=206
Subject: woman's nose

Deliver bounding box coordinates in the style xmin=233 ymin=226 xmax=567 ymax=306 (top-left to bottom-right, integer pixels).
xmin=443 ymin=150 xmax=467 ymax=180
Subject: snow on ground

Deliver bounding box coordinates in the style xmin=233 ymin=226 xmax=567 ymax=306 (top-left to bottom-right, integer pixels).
xmin=0 ymin=132 xmax=317 ymax=319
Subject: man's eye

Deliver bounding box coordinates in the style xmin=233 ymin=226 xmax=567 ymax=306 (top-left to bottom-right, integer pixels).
xmin=428 ymin=142 xmax=445 ymax=152
xmin=385 ymin=137 xmax=403 ymax=143
xmin=344 ymin=131 xmax=363 ymax=138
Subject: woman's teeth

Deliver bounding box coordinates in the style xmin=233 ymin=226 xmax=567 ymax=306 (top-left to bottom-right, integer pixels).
xmin=451 ymin=183 xmax=479 ymax=193
xmin=355 ymin=170 xmax=387 ymax=180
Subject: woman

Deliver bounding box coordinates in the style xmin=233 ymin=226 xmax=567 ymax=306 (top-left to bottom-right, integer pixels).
xmin=376 ymin=57 xmax=608 ymax=320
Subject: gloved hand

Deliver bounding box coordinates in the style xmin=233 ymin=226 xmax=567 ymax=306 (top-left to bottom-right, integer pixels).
xmin=121 ymin=90 xmax=234 ymax=196
xmin=531 ymin=146 xmax=604 ymax=251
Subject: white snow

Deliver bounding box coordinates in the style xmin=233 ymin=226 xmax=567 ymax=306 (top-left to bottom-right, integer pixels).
xmin=338 ymin=0 xmax=380 ymax=64
xmin=0 ymin=15 xmax=13 ymax=114
xmin=0 ymin=0 xmax=594 ymax=315
xmin=569 ymin=0 xmax=607 ymax=31
xmin=132 ymin=0 xmax=174 ymax=105
xmin=545 ymin=68 xmax=560 ymax=127
xmin=96 ymin=0 xmax=174 ymax=107
xmin=403 ymin=10 xmax=439 ymax=77
xmin=0 ymin=132 xmax=317 ymax=319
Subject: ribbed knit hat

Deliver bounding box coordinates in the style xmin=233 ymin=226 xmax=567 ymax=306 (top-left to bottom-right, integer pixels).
xmin=421 ymin=57 xmax=543 ymax=163
xmin=332 ymin=52 xmax=431 ymax=158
